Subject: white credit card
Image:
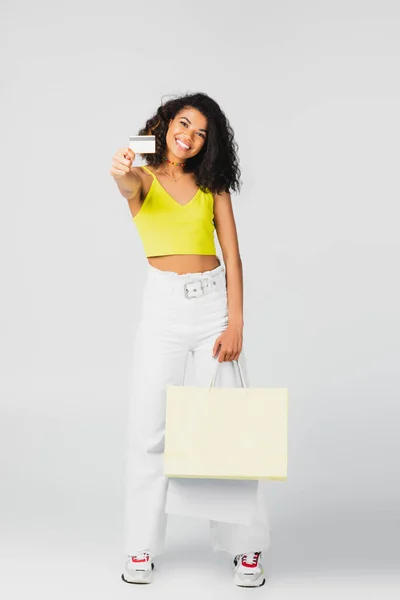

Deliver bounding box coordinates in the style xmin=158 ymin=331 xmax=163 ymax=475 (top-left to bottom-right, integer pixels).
xmin=129 ymin=135 xmax=156 ymax=153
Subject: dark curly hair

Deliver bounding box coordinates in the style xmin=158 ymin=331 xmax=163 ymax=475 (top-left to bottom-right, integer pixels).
xmin=137 ymin=92 xmax=242 ymax=195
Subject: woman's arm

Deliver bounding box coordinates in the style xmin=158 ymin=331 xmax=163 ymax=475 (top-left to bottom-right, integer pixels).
xmin=213 ymin=191 xmax=244 ymax=327
xmin=114 ymin=168 xmax=142 ymax=200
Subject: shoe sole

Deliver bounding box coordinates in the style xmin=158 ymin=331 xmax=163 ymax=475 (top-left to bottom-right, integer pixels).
xmin=234 ymin=573 xmax=266 ymax=587
xmin=121 ymin=563 xmax=154 ymax=584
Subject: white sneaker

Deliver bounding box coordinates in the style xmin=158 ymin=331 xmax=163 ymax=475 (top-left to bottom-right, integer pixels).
xmin=121 ymin=551 xmax=154 ymax=584
xmin=233 ymin=551 xmax=266 ymax=587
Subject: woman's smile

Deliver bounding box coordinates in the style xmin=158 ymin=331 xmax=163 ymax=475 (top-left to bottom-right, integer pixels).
xmin=175 ymin=137 xmax=191 ymax=150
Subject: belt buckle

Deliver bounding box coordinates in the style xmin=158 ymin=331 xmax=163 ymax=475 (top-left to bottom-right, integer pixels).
xmin=184 ymin=278 xmax=204 ymax=299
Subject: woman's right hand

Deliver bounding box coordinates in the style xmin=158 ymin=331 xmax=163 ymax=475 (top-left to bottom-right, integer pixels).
xmin=110 ymin=148 xmax=135 ymax=179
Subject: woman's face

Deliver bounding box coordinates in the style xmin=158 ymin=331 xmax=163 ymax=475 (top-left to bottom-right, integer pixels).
xmin=165 ymin=107 xmax=208 ymax=161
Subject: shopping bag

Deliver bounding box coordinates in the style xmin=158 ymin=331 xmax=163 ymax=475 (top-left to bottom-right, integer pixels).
xmin=164 ymin=358 xmax=288 ymax=480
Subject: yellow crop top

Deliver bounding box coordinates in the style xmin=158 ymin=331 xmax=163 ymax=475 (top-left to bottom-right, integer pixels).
xmin=132 ymin=165 xmax=216 ymax=257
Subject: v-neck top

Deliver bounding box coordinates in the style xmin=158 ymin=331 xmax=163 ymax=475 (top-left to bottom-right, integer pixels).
xmin=132 ymin=165 xmax=216 ymax=257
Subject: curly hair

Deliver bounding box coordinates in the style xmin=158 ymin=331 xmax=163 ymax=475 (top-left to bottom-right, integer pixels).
xmin=137 ymin=92 xmax=242 ymax=195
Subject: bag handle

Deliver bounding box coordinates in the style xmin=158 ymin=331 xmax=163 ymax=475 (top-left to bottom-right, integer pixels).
xmin=208 ymin=357 xmax=247 ymax=392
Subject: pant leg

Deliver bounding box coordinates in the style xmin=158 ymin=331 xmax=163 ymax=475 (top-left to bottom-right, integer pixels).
xmin=122 ymin=282 xmax=191 ymax=559
xmin=189 ymin=292 xmax=271 ymax=556
xmin=209 ymin=481 xmax=271 ymax=556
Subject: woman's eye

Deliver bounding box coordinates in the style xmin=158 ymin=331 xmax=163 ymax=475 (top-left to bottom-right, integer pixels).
xmin=180 ymin=121 xmax=205 ymax=139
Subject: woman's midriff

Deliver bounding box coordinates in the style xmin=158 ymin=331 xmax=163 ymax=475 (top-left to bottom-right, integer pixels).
xmin=147 ymin=254 xmax=221 ymax=274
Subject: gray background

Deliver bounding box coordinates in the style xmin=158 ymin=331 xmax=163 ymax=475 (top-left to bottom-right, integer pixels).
xmin=1 ymin=0 xmax=399 ymax=597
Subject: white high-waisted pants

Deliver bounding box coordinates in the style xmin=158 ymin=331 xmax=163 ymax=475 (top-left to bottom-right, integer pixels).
xmin=123 ymin=260 xmax=270 ymax=559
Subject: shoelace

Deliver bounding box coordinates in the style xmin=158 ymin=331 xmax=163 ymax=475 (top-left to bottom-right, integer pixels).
xmin=240 ymin=551 xmax=260 ymax=567
xmin=131 ymin=551 xmax=150 ymax=563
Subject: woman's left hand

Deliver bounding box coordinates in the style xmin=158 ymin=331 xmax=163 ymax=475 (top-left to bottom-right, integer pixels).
xmin=212 ymin=322 xmax=243 ymax=362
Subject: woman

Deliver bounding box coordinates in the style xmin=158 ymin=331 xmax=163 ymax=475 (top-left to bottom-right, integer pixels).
xmin=110 ymin=93 xmax=270 ymax=587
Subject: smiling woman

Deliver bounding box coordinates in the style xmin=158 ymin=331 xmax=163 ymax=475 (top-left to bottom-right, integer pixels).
xmin=164 ymin=109 xmax=208 ymax=169
xmin=110 ymin=92 xmax=270 ymax=588
xmin=173 ymin=114 xmax=208 ymax=148
xmin=129 ymin=95 xmax=242 ymax=275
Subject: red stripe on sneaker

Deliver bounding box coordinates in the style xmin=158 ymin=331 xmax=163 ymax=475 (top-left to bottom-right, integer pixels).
xmin=242 ymin=552 xmax=260 ymax=568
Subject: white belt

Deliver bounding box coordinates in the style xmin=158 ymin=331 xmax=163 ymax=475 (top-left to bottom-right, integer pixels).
xmin=183 ymin=271 xmax=225 ymax=299
xmin=149 ymin=268 xmax=226 ymax=299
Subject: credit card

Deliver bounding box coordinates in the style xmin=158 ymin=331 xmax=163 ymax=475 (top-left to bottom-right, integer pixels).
xmin=129 ymin=135 xmax=156 ymax=153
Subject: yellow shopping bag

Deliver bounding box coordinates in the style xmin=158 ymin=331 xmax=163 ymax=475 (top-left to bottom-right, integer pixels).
xmin=164 ymin=359 xmax=288 ymax=481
